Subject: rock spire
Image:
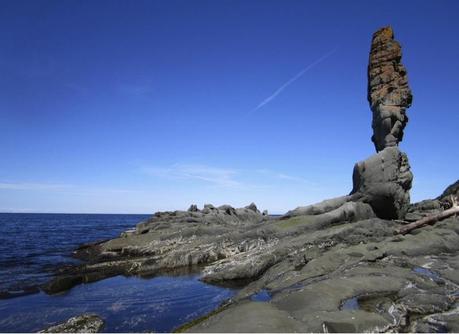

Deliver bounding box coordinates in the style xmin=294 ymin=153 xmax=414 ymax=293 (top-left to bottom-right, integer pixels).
xmin=368 ymin=26 xmax=412 ymax=152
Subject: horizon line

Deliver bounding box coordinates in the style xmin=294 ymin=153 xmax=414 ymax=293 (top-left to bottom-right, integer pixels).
xmin=0 ymin=210 xmax=287 ymax=215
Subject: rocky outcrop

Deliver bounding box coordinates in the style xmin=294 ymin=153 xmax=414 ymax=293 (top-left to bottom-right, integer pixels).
xmin=284 ymin=195 xmax=351 ymax=218
xmin=351 ymin=146 xmax=413 ymax=219
xmin=404 ymin=179 xmax=459 ymax=222
xmin=134 ymin=203 xmax=264 ymax=235
xmin=342 ymin=26 xmax=414 ymax=220
xmin=39 ymin=27 xmax=458 ymax=333
xmin=438 ymin=180 xmax=459 ymax=201
xmin=42 ymin=182 xmax=458 ymax=333
xmin=184 ymin=195 xmax=459 ymax=333
xmin=283 ymin=28 xmax=415 ymax=221
xmin=286 ymin=147 xmax=414 ymax=221
xmin=42 ymin=203 xmax=269 ymax=294
xmin=41 ymin=314 xmax=104 ymax=333
xmin=368 ymin=26 xmax=412 ymax=152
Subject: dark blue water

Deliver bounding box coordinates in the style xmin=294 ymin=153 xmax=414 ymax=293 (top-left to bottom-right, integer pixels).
xmin=0 ymin=213 xmax=238 ymax=332
xmin=0 ymin=274 xmax=235 ymax=332
xmin=0 ymin=213 xmax=149 ymax=293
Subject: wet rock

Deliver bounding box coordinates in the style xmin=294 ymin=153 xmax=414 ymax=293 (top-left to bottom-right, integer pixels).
xmin=41 ymin=275 xmax=84 ymax=294
xmin=41 ymin=314 xmax=104 ymax=333
xmin=0 ymin=285 xmax=40 ymax=299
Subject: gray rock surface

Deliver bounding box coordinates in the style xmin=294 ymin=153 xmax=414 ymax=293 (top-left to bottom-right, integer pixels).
xmin=185 ymin=206 xmax=459 ymax=332
xmin=284 ymin=195 xmax=351 ymax=218
xmin=185 ymin=210 xmax=459 ymax=332
xmin=368 ymin=26 xmax=413 ymax=152
xmin=351 ymin=146 xmax=413 ymax=219
xmin=42 ymin=203 xmax=269 ymax=294
xmin=42 ymin=181 xmax=459 ymax=333
xmin=438 ymin=180 xmax=459 ymax=202
xmin=41 ymin=314 xmax=104 ymax=333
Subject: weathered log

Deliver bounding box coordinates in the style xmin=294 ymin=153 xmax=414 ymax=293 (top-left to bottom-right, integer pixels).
xmin=396 ymin=196 xmax=458 ymax=235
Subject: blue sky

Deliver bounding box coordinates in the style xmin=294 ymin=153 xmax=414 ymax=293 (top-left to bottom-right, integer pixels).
xmin=1 ymin=0 xmax=458 ymax=213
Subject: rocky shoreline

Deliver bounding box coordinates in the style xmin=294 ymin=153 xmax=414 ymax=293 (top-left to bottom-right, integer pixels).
xmin=36 ymin=27 xmax=459 ymax=332
xmin=41 ymin=184 xmax=459 ymax=332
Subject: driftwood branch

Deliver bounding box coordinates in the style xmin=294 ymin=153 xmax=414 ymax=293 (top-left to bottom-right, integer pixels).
xmin=396 ymin=195 xmax=459 ymax=235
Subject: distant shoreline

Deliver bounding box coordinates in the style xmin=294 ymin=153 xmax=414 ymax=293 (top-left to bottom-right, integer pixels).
xmin=0 ymin=212 xmax=286 ymax=216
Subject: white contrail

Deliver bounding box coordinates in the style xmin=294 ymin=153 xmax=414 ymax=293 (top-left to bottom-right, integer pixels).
xmin=249 ymin=47 xmax=338 ymax=115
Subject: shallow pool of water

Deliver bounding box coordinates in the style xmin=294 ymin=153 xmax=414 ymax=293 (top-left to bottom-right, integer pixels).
xmin=250 ymin=289 xmax=272 ymax=302
xmin=0 ymin=274 xmax=237 ymax=332
xmin=412 ymin=266 xmax=442 ymax=281
xmin=340 ymin=297 xmax=359 ymax=310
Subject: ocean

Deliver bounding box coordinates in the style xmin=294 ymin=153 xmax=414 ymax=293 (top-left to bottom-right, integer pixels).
xmin=0 ymin=213 xmax=237 ymax=332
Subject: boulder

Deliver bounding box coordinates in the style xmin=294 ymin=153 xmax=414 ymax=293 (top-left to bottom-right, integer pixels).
xmin=351 ymin=146 xmax=412 ymax=219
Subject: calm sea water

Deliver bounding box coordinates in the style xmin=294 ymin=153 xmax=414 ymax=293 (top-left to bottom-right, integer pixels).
xmin=0 ymin=213 xmax=237 ymax=332
xmin=0 ymin=213 xmax=149 ymax=293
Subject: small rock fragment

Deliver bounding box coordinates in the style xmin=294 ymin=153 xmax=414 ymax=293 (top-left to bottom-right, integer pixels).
xmin=41 ymin=314 xmax=104 ymax=333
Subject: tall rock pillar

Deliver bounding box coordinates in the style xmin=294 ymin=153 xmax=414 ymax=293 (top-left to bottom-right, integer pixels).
xmin=368 ymin=26 xmax=413 ymax=152
xmin=351 ymin=27 xmax=413 ymax=219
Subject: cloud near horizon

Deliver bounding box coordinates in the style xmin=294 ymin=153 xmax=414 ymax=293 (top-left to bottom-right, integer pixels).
xmin=0 ymin=182 xmax=134 ymax=195
xmin=0 ymin=166 xmax=321 ymax=213
xmin=140 ymin=164 xmax=243 ymax=188
xmin=140 ymin=163 xmax=316 ymax=189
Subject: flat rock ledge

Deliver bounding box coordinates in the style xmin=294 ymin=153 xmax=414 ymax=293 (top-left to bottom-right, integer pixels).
xmin=40 ymin=314 xmax=104 ymax=333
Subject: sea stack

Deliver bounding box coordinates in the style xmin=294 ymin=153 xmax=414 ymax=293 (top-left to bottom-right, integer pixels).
xmin=351 ymin=27 xmax=413 ymax=219
xmin=368 ymin=26 xmax=413 ymax=152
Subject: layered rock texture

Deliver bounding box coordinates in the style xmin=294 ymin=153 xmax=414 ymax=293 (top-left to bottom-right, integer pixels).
xmin=35 ymin=27 xmax=458 ymax=333
xmin=368 ymin=26 xmax=413 ymax=152
xmin=291 ymin=27 xmax=414 ymax=221
xmin=347 ymin=26 xmax=414 ymax=219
